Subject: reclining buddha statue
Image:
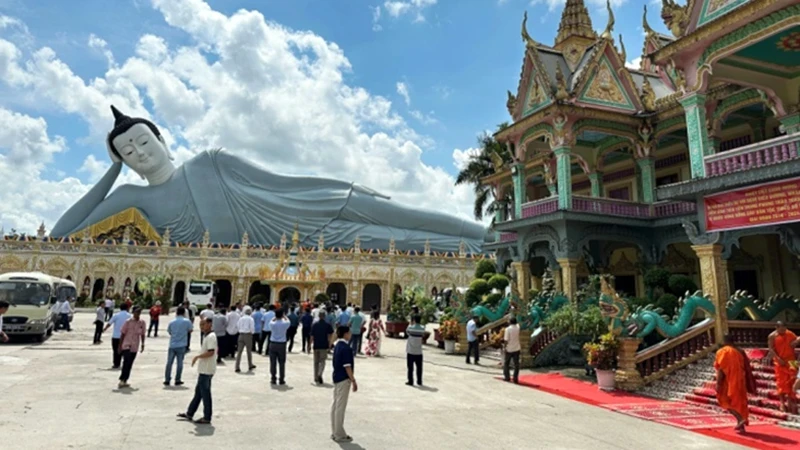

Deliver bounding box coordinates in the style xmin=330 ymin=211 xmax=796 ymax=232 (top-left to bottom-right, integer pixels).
xmin=51 ymin=106 xmax=487 ymax=252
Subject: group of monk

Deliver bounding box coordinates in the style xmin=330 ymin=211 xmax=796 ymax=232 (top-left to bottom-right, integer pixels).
xmin=713 ymin=321 xmax=798 ymax=434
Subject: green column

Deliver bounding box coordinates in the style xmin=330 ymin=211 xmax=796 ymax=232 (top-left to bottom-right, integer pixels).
xmin=780 ymin=113 xmax=800 ymax=134
xmin=636 ymin=157 xmax=655 ymax=204
xmin=512 ymin=163 xmax=525 ymax=219
xmin=553 ymin=146 xmax=571 ymax=210
xmin=589 ymin=172 xmax=603 ymax=197
xmin=678 ymin=92 xmax=710 ymax=179
xmin=494 ymin=209 xmax=502 ymax=241
xmin=751 ymin=121 xmax=765 ymax=141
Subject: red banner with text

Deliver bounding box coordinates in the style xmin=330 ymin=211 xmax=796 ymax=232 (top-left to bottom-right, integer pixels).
xmin=704 ymin=177 xmax=800 ymax=232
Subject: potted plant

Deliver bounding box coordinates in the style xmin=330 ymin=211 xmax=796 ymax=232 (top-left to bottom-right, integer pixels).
xmin=386 ymin=288 xmax=411 ymax=338
xmin=582 ymin=332 xmax=619 ymax=391
xmin=440 ymin=319 xmax=460 ymax=354
xmin=415 ymin=294 xmax=438 ymax=344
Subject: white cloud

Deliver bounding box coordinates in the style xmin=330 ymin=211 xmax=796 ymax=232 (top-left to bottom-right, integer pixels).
xmin=452 ymin=147 xmax=480 ymax=171
xmin=0 ymin=2 xmax=480 ymax=233
xmin=88 ymin=33 xmax=115 ymax=66
xmin=531 ymin=0 xmax=627 ymax=12
xmin=410 ymin=109 xmax=437 ymax=125
xmin=396 ymin=81 xmax=411 ymax=105
xmin=370 ymin=6 xmax=383 ymax=32
xmin=625 ymin=57 xmax=642 ymax=70
xmin=382 ymin=0 xmax=437 ymax=24
xmin=432 ymin=84 xmax=452 ymax=100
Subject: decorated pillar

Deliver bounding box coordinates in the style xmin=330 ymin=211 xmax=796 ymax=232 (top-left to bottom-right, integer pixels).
xmin=510 ymin=261 xmax=531 ymax=302
xmin=512 ymin=163 xmax=526 ymax=219
xmin=556 ymin=258 xmax=578 ymax=300
xmin=519 ymin=331 xmax=533 ymax=368
xmin=691 ymin=243 xmax=729 ymax=343
xmin=636 ymin=157 xmax=656 ymax=204
xmin=678 ymin=92 xmax=711 ymax=178
xmin=779 ymin=113 xmax=800 ymax=135
xmin=615 ymin=337 xmax=644 ymax=391
xmin=553 ymin=145 xmax=572 ymax=210
xmin=589 ymin=172 xmax=603 ymax=198
xmin=456 ymin=323 xmax=468 ymax=355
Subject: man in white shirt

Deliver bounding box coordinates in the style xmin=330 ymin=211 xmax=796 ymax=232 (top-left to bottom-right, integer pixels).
xmin=502 ymin=317 xmax=521 ymax=384
xmin=345 ymin=303 xmax=354 ymax=316
xmin=260 ymin=305 xmax=276 ymax=355
xmin=58 ymin=297 xmax=73 ymax=332
xmin=268 ymin=309 xmax=291 ymax=385
xmin=104 ymin=297 xmax=114 ymax=321
xmin=199 ymin=303 xmax=215 ymax=345
xmin=225 ymin=308 xmax=241 ymax=359
xmin=466 ymin=315 xmax=479 ymax=365
xmin=235 ymin=306 xmax=257 ymax=373
xmin=178 ymin=317 xmax=216 ymax=425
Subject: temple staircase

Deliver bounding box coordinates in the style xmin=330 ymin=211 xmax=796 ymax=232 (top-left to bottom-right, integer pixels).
xmin=640 ymin=348 xmax=800 ymax=430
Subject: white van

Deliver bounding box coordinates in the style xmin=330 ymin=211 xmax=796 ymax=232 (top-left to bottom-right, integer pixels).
xmin=0 ymin=272 xmax=73 ymax=341
xmin=186 ymin=280 xmax=217 ymax=306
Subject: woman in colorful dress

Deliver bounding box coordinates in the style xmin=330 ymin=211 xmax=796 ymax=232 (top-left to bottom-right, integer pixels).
xmin=365 ymin=310 xmax=385 ymax=357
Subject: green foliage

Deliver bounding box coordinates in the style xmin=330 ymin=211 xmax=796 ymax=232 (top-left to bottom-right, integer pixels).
xmin=136 ymin=274 xmax=172 ymax=307
xmin=644 ymin=267 xmax=670 ymax=300
xmin=487 ymin=274 xmax=510 ymax=292
xmin=468 ymin=279 xmax=491 ymax=297
xmin=481 ymin=292 xmax=504 ymax=308
xmin=655 ymin=293 xmax=679 ymax=317
xmin=668 ymin=275 xmax=697 ymax=297
xmin=388 ymin=287 xmax=412 ymax=322
xmin=250 ymin=294 xmax=269 ymax=306
xmin=76 ymin=294 xmax=90 ymax=307
xmin=314 ymin=293 xmax=330 ymax=304
xmin=474 ymin=259 xmax=497 ymax=280
xmin=454 ymin=123 xmax=513 ymax=220
xmin=414 ymin=293 xmax=438 ymax=326
xmin=528 ymin=289 xmax=540 ymax=299
xmin=543 ymin=304 xmax=607 ymax=338
xmin=625 ymin=297 xmax=651 ymax=310
xmin=541 ymin=267 xmax=556 ymax=296
xmin=583 ymin=332 xmax=619 ymax=370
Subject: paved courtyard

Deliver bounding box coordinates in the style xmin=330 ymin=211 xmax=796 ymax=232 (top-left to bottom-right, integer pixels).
xmin=1 ymin=312 xmax=742 ymax=450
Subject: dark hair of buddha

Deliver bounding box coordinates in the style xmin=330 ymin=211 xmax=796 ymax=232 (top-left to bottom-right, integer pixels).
xmin=106 ymin=105 xmax=163 ymax=160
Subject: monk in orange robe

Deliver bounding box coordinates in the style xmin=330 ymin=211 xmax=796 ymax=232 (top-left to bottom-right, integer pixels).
xmin=768 ymin=322 xmax=798 ymax=414
xmin=715 ymin=334 xmax=754 ymax=432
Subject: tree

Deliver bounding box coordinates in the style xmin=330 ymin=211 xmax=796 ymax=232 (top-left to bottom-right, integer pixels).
xmin=455 ymin=123 xmax=513 ymax=220
xmin=136 ymin=274 xmax=173 ymax=306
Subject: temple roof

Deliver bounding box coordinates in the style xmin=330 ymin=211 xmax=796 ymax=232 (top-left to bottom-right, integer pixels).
xmin=554 ymin=0 xmax=597 ymax=48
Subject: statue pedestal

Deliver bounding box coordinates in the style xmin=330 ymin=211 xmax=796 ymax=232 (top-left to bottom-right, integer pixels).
xmin=615 ymin=338 xmax=644 ymax=391
xmin=455 ymin=323 xmax=468 ymax=355
xmin=519 ymin=332 xmax=533 ymax=368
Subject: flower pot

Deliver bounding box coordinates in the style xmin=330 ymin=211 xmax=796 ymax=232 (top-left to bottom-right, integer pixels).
xmin=596 ymin=369 xmax=615 ymax=391
xmin=444 ymin=340 xmax=456 ymax=354
xmin=385 ymin=321 xmax=409 ymax=338
xmin=422 ymin=331 xmax=431 ymax=344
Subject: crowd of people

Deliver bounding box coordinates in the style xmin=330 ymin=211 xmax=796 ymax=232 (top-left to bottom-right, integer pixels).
xmin=91 ymin=298 xmax=405 ymax=443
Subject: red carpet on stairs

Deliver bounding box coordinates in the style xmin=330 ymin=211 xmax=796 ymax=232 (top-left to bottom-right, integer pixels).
xmin=513 ymin=373 xmax=800 ymax=450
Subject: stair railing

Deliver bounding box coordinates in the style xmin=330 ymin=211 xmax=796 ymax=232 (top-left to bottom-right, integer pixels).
xmin=476 ymin=315 xmax=510 ymax=350
xmin=529 ymin=328 xmax=563 ymax=360
xmin=634 ymin=319 xmax=717 ymax=385
xmin=729 ymin=320 xmax=800 ymax=347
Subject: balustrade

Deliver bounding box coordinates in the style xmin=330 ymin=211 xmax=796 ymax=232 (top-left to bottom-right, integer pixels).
xmin=521 ymin=197 xmax=558 ymax=219
xmin=529 ymin=329 xmax=561 ymax=359
xmin=653 ymin=200 xmax=696 ymax=217
xmin=705 ymin=133 xmax=800 ymax=177
xmin=571 ymin=195 xmax=651 ymax=218
xmin=634 ymin=320 xmax=716 ymax=383
xmin=499 ymin=232 xmax=517 ymax=243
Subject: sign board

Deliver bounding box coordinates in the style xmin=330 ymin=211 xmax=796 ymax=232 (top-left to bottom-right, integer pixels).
xmin=704 ymin=177 xmax=800 ymax=232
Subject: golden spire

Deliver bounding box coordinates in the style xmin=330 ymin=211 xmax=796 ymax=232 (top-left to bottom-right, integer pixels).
xmin=292 ymin=222 xmax=299 ymax=245
xmin=521 ymin=11 xmax=537 ymax=49
xmin=642 ymin=4 xmax=655 ymax=38
xmin=554 ymin=0 xmax=597 ymax=48
xmin=600 ymin=0 xmax=615 ymax=40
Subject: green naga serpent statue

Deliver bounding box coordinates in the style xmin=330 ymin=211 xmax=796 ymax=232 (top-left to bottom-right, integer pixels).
xmin=726 ymin=291 xmax=800 ymax=321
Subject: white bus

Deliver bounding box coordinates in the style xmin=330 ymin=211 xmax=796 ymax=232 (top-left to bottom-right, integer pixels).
xmin=0 ymin=272 xmax=74 ymax=341
xmin=186 ymin=280 xmax=217 ymax=306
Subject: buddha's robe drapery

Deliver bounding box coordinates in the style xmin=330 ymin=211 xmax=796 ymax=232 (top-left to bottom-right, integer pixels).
xmin=714 ymin=345 xmax=751 ymax=424
xmin=773 ymin=330 xmax=798 ymax=398
xmin=52 ymin=150 xmax=487 ymax=252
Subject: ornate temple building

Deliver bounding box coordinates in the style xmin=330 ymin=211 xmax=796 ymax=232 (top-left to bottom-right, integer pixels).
xmin=487 ymin=0 xmax=800 ymax=318
xmin=0 ymin=221 xmax=480 ymax=308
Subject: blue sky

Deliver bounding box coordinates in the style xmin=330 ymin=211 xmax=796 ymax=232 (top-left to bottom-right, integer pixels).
xmin=0 ymin=0 xmax=669 ymax=233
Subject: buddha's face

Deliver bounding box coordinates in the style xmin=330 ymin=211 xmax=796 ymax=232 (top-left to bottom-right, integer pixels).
xmin=111 ymin=123 xmax=169 ymax=176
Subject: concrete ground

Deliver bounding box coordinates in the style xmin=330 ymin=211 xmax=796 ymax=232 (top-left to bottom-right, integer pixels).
xmin=0 ymin=312 xmax=742 ymax=450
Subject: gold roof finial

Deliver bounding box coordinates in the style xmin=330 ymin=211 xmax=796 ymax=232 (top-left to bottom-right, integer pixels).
xmin=521 ymin=11 xmax=537 ymax=49
xmin=642 ymin=4 xmax=655 ymax=37
xmin=292 ymin=222 xmax=300 ymax=244
xmin=600 ymin=0 xmax=615 ymax=39
xmin=554 ymin=0 xmax=597 ymax=48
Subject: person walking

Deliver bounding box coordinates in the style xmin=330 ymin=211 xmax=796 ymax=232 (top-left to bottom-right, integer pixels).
xmin=165 ymin=306 xmax=193 ymax=386
xmin=268 ymin=309 xmax=291 ymax=385
xmin=252 ymin=304 xmax=264 ymax=353
xmin=103 ymin=303 xmax=131 ymax=369
xmin=235 ymin=306 xmax=257 ymax=373
xmin=287 ymin=307 xmax=299 ymax=353
xmin=300 ymin=308 xmax=313 ymax=353
xmin=199 ymin=303 xmax=214 ymax=345
xmin=260 ymin=304 xmax=275 ymax=355
xmin=465 ymin=315 xmax=479 ymax=365
xmin=715 ymin=334 xmax=756 ymax=433
xmin=104 ymin=297 xmax=114 ymax=321
xmin=177 ymin=317 xmax=216 ymax=425
xmin=148 ymin=301 xmax=162 ymax=338
xmin=212 ymin=307 xmax=227 ymax=363
xmin=311 ymin=310 xmax=334 ymax=384
xmin=183 ymin=301 xmax=196 ymax=351
xmin=93 ymin=301 xmax=105 ymax=344
xmin=58 ymin=296 xmax=72 ymax=332
xmin=502 ymin=317 xmax=521 ymax=384
xmin=225 ymin=307 xmax=241 ymax=359
xmin=118 ymin=307 xmax=146 ymax=389
xmin=364 ymin=310 xmax=385 ymax=357
xmin=0 ymin=301 xmax=9 ymax=343
xmin=331 ymin=325 xmax=357 ymax=443
xmin=405 ymin=315 xmax=425 ymax=386
xmin=768 ymin=321 xmax=798 ymax=414
xmin=348 ymin=307 xmax=364 ymax=355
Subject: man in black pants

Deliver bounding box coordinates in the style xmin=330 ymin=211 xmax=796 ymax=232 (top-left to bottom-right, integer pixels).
xmin=405 ymin=315 xmax=425 ymax=386
xmin=502 ymin=317 xmax=521 ymax=384
xmin=465 ymin=315 xmax=479 ymax=365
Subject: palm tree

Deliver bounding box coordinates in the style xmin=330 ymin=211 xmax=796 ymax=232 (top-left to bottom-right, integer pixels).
xmin=455 ymin=123 xmax=513 ymax=220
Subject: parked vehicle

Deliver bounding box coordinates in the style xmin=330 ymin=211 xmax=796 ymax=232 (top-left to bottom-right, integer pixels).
xmin=0 ymin=272 xmax=72 ymax=341
xmin=186 ymin=280 xmax=217 ymax=307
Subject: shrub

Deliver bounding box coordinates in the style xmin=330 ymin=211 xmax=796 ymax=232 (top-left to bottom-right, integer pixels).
xmin=487 ymin=274 xmax=510 ymax=292
xmin=314 ymin=293 xmax=330 ymax=304
xmin=644 ymin=267 xmax=671 ymax=300
xmin=415 ymin=294 xmax=438 ymax=325
xmin=468 ymin=279 xmax=491 ymax=297
xmin=528 ymin=289 xmax=540 ymax=299
xmin=439 ymin=319 xmax=460 ymax=340
xmin=481 ymin=292 xmax=504 ymax=308
xmin=583 ymin=332 xmax=619 ymax=370
xmin=655 ymin=293 xmax=679 ymax=317
xmin=668 ymin=275 xmax=697 ymax=297
xmin=474 ymin=259 xmax=496 ymax=280
xmin=544 ymin=304 xmax=607 ymax=337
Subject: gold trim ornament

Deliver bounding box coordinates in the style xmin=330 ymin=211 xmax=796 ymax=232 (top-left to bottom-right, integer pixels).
xmin=776 ymin=31 xmax=800 ymax=52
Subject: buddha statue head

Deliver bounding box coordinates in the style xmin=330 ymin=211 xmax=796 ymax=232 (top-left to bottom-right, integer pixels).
xmin=106 ymin=105 xmax=175 ymax=185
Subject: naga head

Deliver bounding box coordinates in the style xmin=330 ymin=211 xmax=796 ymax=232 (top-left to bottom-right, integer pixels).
xmin=660 ymin=0 xmax=688 ymax=37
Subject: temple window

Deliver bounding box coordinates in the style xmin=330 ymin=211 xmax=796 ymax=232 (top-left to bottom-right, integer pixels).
xmin=656 ymin=173 xmax=679 ymax=187
xmin=608 ymin=186 xmax=631 ymax=201
xmin=719 ymin=135 xmax=752 ymax=152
